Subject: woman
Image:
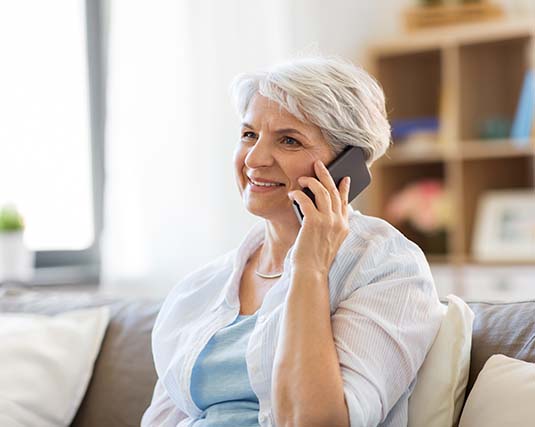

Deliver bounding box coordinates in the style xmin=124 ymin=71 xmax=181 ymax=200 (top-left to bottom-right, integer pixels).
xmin=141 ymin=56 xmax=443 ymax=427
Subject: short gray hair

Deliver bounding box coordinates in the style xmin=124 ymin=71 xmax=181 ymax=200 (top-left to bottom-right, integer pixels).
xmin=230 ymin=56 xmax=391 ymax=167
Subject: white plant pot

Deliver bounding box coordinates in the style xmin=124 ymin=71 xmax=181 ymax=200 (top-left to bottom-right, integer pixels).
xmin=0 ymin=231 xmax=34 ymax=283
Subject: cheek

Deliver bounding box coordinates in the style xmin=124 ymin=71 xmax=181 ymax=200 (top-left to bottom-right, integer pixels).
xmin=233 ymin=144 xmax=245 ymax=167
xmin=233 ymin=147 xmax=247 ymax=186
xmin=289 ymin=148 xmax=332 ymax=186
xmin=282 ymin=161 xmax=314 ymax=189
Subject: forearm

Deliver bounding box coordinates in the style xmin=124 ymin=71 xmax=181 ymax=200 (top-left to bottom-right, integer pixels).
xmin=272 ymin=269 xmax=349 ymax=427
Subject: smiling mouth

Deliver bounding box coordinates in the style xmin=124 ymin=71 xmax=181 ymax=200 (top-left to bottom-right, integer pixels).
xmin=247 ymin=177 xmax=285 ymax=187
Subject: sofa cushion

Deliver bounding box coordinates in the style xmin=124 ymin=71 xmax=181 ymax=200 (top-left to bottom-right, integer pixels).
xmin=408 ymin=295 xmax=474 ymax=427
xmin=466 ymin=300 xmax=535 ymax=398
xmin=0 ymin=307 xmax=110 ymax=427
xmin=458 ymin=354 xmax=535 ymax=426
xmin=0 ymin=287 xmax=161 ymax=427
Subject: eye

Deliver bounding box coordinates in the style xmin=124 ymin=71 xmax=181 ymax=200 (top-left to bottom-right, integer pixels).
xmin=241 ymin=131 xmax=257 ymax=140
xmin=281 ymin=136 xmax=301 ymax=146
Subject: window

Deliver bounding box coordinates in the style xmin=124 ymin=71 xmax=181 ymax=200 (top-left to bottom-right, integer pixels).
xmin=0 ymin=0 xmax=106 ymax=284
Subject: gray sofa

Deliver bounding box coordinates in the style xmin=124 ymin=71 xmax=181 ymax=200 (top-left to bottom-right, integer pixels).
xmin=1 ymin=286 xmax=534 ymax=426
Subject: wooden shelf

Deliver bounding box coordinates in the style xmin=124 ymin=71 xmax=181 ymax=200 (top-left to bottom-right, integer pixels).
xmin=380 ymin=142 xmax=448 ymax=165
xmin=460 ymin=139 xmax=534 ymax=159
xmin=366 ymin=20 xmax=535 ymax=268
xmin=369 ymin=18 xmax=535 ymax=56
xmin=380 ymin=139 xmax=534 ymax=165
xmin=465 ymin=258 xmax=535 ymax=267
xmin=426 ymin=254 xmax=455 ymax=265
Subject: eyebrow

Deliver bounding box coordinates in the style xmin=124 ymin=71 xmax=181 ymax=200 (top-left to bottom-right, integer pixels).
xmin=241 ymin=122 xmax=309 ymax=139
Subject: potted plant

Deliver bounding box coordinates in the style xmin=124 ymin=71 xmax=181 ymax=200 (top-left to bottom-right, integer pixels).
xmin=0 ymin=204 xmax=34 ymax=283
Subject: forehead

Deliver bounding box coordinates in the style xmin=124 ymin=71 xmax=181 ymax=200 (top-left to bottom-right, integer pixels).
xmin=243 ymin=94 xmax=307 ymax=130
xmin=241 ymin=94 xmax=332 ymax=156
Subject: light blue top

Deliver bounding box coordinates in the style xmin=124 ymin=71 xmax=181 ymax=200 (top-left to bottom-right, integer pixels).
xmin=190 ymin=313 xmax=260 ymax=426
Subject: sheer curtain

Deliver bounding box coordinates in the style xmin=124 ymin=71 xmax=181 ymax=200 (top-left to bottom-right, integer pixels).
xmin=101 ymin=1 xmax=294 ymax=296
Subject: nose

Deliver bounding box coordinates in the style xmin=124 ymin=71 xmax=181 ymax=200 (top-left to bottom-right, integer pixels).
xmin=244 ymin=136 xmax=274 ymax=169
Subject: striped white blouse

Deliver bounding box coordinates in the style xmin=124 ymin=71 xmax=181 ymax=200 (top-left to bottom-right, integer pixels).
xmin=141 ymin=208 xmax=444 ymax=427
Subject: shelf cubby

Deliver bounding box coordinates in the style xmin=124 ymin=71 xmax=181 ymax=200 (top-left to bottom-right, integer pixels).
xmin=377 ymin=49 xmax=442 ymax=124
xmin=461 ymin=156 xmax=534 ymax=256
xmin=459 ymin=36 xmax=531 ymax=141
xmin=366 ymin=19 xmax=535 ymax=269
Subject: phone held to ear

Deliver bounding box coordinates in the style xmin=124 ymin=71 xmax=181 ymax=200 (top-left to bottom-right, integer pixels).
xmin=292 ymin=146 xmax=371 ymax=224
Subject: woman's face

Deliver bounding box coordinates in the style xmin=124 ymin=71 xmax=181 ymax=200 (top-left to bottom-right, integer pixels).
xmin=233 ymin=94 xmax=335 ymax=222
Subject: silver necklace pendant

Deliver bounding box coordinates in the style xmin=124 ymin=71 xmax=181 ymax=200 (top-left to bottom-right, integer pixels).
xmin=255 ymin=249 xmax=283 ymax=279
xmin=255 ymin=270 xmax=283 ymax=279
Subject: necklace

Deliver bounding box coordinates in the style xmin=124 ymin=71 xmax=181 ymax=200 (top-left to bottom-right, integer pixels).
xmin=255 ymin=254 xmax=283 ymax=279
xmin=255 ymin=269 xmax=283 ymax=279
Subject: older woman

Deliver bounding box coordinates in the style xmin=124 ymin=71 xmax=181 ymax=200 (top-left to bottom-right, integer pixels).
xmin=141 ymin=56 xmax=443 ymax=427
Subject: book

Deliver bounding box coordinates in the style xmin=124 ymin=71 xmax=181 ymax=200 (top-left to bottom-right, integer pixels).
xmin=511 ymin=69 xmax=534 ymax=146
xmin=391 ymin=117 xmax=439 ymax=141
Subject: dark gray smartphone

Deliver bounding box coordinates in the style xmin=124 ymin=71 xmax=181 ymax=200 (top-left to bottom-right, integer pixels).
xmin=292 ymin=146 xmax=371 ymax=223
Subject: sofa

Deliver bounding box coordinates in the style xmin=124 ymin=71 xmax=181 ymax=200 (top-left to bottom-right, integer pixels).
xmin=1 ymin=286 xmax=534 ymax=426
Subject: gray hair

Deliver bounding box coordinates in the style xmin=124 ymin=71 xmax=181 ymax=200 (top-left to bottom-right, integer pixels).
xmin=230 ymin=56 xmax=391 ymax=166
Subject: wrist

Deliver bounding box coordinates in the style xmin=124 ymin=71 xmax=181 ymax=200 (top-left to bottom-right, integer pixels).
xmin=291 ymin=266 xmax=329 ymax=282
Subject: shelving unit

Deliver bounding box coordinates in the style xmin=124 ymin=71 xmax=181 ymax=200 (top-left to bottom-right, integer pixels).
xmin=363 ymin=19 xmax=535 ymax=282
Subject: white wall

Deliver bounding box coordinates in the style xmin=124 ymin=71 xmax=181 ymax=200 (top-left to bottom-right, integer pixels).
xmin=101 ymin=0 xmax=535 ymax=299
xmin=289 ymin=0 xmax=409 ymax=62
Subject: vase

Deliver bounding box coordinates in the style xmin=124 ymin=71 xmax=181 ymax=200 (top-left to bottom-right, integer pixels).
xmin=401 ymin=222 xmax=448 ymax=255
xmin=423 ymin=229 xmax=448 ymax=255
xmin=0 ymin=231 xmax=34 ymax=283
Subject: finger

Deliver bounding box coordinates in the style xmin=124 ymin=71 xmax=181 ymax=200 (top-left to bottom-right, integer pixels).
xmin=297 ymin=176 xmax=332 ymax=213
xmin=289 ymin=190 xmax=316 ymax=220
xmin=314 ymin=160 xmax=341 ymax=213
xmin=340 ymin=176 xmax=350 ymax=217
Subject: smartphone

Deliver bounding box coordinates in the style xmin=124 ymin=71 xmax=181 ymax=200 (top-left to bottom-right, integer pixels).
xmin=292 ymin=145 xmax=371 ymax=223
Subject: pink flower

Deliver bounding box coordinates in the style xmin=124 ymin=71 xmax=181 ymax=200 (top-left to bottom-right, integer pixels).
xmin=385 ymin=179 xmax=451 ymax=233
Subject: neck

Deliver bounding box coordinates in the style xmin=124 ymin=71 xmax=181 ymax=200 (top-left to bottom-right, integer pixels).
xmin=256 ymin=219 xmax=299 ymax=274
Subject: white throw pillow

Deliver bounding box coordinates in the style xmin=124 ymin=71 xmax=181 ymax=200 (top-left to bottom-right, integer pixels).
xmin=408 ymin=294 xmax=474 ymax=427
xmin=0 ymin=307 xmax=110 ymax=427
xmin=459 ymin=354 xmax=535 ymax=427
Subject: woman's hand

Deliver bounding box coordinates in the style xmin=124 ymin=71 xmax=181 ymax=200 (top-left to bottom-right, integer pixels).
xmin=288 ymin=159 xmax=350 ymax=279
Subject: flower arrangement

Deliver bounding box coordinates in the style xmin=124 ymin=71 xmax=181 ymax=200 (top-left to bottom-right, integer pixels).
xmin=385 ymin=179 xmax=452 ymax=234
xmin=0 ymin=204 xmax=25 ymax=233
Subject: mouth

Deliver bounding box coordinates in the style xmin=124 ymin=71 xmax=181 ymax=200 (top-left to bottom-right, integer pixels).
xmin=247 ymin=176 xmax=285 ymax=189
xmin=247 ymin=177 xmax=284 ymax=187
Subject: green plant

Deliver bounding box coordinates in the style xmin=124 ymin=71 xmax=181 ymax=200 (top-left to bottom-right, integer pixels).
xmin=0 ymin=205 xmax=25 ymax=232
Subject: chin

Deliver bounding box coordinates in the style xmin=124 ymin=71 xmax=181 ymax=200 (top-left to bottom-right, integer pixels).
xmin=244 ymin=203 xmax=276 ymax=219
xmin=244 ymin=200 xmax=295 ymax=223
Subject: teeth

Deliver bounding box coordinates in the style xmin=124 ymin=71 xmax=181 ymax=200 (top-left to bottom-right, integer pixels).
xmin=250 ymin=178 xmax=281 ymax=187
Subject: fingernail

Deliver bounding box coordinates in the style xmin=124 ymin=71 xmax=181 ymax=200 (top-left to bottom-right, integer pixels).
xmin=346 ymin=176 xmax=351 ymax=185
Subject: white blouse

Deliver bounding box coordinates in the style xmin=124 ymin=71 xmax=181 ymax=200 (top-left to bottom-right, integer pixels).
xmin=141 ymin=208 xmax=444 ymax=427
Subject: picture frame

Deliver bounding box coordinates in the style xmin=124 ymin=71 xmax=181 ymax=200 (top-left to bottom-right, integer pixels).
xmin=473 ymin=190 xmax=535 ymax=262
